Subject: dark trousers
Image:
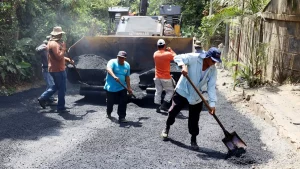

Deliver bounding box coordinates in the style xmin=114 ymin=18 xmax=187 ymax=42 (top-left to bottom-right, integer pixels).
xmin=106 ymin=89 xmax=127 ymax=119
xmin=166 ymin=92 xmax=203 ymax=137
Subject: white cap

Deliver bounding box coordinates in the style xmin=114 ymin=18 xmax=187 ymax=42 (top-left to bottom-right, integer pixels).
xmin=157 ymin=39 xmax=165 ymax=46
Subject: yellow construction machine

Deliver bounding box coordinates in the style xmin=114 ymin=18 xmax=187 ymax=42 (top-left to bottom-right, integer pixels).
xmin=67 ymin=1 xmax=193 ymax=102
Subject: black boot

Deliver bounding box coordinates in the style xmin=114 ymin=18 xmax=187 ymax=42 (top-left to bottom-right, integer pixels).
xmin=155 ymin=104 xmax=161 ymax=113
xmin=191 ymin=135 xmax=199 ymax=150
xmin=38 ymin=98 xmax=47 ymax=109
xmin=160 ymin=101 xmax=170 ymax=112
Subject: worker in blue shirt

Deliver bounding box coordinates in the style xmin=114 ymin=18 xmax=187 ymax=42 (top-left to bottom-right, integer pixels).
xmin=161 ymin=47 xmax=222 ymax=150
xmin=104 ymin=51 xmax=133 ymax=123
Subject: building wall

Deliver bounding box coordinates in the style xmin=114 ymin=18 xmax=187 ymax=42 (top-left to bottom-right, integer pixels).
xmin=263 ymin=19 xmax=300 ymax=82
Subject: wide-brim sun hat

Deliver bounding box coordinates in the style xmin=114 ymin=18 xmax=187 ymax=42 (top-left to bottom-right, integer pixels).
xmin=50 ymin=26 xmax=65 ymax=36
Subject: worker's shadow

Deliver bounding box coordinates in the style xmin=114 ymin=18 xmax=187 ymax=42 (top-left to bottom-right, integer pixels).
xmin=40 ymin=105 xmax=95 ymax=120
xmin=168 ymin=138 xmax=226 ymax=160
xmin=58 ymin=110 xmax=96 ymax=121
xmin=108 ymin=117 xmax=150 ymax=128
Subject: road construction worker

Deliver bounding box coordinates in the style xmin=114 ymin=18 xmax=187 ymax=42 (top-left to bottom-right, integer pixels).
xmin=161 ymin=47 xmax=222 ymax=150
xmin=153 ymin=39 xmax=176 ymax=113
xmin=38 ymin=26 xmax=74 ymax=113
xmin=104 ymin=51 xmax=133 ymax=123
xmin=36 ymin=36 xmax=57 ymax=106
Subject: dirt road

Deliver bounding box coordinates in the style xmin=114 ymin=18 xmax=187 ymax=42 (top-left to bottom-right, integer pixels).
xmin=0 ymin=82 xmax=299 ymax=169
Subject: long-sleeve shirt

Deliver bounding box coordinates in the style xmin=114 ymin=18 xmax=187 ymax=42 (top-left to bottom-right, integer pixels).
xmin=174 ymin=51 xmax=218 ymax=107
xmin=47 ymin=40 xmax=66 ymax=72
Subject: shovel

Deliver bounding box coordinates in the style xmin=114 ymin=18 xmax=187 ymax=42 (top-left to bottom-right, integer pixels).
xmin=107 ymin=71 xmax=137 ymax=99
xmin=185 ymin=75 xmax=247 ymax=152
xmin=65 ymin=50 xmax=90 ymax=86
xmin=69 ymin=62 xmax=90 ymax=86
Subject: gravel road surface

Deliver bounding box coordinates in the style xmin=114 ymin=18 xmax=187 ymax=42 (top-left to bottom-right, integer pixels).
xmin=0 ymin=80 xmax=299 ymax=169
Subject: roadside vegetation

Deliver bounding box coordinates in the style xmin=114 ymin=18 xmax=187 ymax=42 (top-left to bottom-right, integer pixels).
xmin=0 ymin=0 xmax=210 ymax=95
xmin=198 ymin=0 xmax=271 ymax=88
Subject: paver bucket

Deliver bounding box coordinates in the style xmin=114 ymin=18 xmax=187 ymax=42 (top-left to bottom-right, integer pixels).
xmin=67 ymin=36 xmax=193 ymax=87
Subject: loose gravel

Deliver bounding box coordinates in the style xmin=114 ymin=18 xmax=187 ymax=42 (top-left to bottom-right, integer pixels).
xmin=75 ymin=54 xmax=108 ymax=69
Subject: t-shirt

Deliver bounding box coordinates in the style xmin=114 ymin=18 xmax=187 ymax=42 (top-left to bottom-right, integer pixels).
xmin=104 ymin=59 xmax=130 ymax=92
xmin=153 ymin=49 xmax=176 ymax=79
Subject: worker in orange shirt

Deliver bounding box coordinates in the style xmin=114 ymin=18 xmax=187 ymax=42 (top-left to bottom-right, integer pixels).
xmin=153 ymin=39 xmax=176 ymax=113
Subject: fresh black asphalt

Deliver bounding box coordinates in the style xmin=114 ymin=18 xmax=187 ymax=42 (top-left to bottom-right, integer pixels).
xmin=0 ymin=83 xmax=273 ymax=169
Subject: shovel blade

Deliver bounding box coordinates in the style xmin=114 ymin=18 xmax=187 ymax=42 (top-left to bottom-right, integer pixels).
xmin=222 ymin=131 xmax=247 ymax=151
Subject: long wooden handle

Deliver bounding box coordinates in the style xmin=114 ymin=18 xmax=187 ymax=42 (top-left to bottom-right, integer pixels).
xmin=185 ymin=75 xmax=227 ymax=133
xmin=65 ymin=50 xmax=83 ymax=81
xmin=107 ymin=71 xmax=136 ymax=99
xmin=185 ymin=75 xmax=211 ymax=111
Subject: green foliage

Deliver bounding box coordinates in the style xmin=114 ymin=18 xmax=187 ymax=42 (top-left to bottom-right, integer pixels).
xmin=225 ymin=42 xmax=268 ymax=88
xmin=226 ymin=61 xmax=260 ymax=88
xmin=199 ymin=6 xmax=242 ymax=44
xmin=0 ymin=0 xmax=121 ymax=88
xmin=199 ymin=0 xmax=270 ymax=44
xmin=145 ymin=0 xmax=208 ymax=37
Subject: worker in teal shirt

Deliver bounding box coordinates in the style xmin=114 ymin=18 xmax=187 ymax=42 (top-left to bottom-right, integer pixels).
xmin=104 ymin=51 xmax=133 ymax=123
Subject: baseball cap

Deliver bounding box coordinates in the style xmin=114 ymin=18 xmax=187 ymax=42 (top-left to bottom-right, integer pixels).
xmin=117 ymin=51 xmax=127 ymax=58
xmin=157 ymin=39 xmax=165 ymax=46
xmin=206 ymin=47 xmax=222 ymax=63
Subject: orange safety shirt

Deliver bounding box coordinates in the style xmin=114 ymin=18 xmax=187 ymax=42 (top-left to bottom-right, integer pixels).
xmin=153 ymin=49 xmax=176 ymax=79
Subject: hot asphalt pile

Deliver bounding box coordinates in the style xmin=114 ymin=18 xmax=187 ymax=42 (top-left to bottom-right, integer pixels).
xmin=73 ymin=54 xmax=108 ymax=85
xmin=130 ymin=73 xmax=147 ymax=99
xmin=76 ymin=54 xmax=108 ymax=69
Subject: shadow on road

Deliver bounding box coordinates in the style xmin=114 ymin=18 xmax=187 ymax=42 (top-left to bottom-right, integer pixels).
xmin=74 ymin=96 xmax=107 ymax=106
xmin=0 ymin=87 xmax=63 ymax=141
xmin=168 ymin=138 xmax=226 ymax=160
xmin=107 ymin=116 xmax=150 ymax=128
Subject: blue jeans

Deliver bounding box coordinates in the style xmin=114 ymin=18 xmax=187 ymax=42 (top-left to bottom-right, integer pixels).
xmin=42 ymin=68 xmax=55 ymax=89
xmin=39 ymin=71 xmax=67 ymax=110
xmin=42 ymin=68 xmax=55 ymax=101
